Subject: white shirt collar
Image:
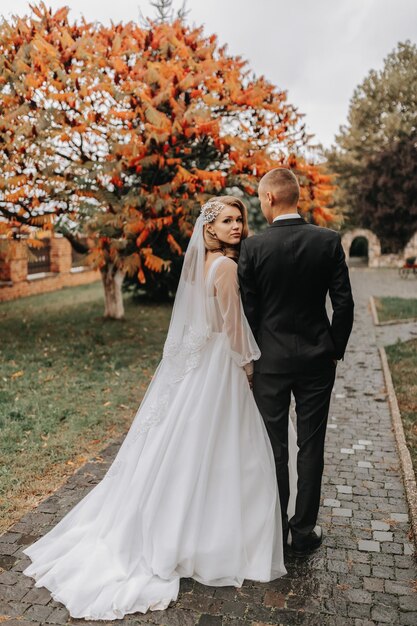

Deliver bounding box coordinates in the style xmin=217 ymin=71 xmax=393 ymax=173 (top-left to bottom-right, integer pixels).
xmin=273 ymin=213 xmax=302 ymax=222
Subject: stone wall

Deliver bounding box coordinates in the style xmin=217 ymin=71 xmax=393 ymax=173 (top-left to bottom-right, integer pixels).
xmin=0 ymin=235 xmax=100 ymax=303
xmin=342 ymin=228 xmax=417 ymax=268
xmin=403 ymin=232 xmax=417 ymax=261
xmin=377 ymin=254 xmax=403 ymax=269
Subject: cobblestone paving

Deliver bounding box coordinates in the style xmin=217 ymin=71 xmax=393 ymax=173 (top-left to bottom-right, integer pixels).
xmin=1 ymin=268 xmax=416 ymax=625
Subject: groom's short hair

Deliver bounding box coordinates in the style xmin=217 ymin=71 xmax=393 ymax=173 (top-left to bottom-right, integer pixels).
xmin=259 ymin=168 xmax=300 ymax=208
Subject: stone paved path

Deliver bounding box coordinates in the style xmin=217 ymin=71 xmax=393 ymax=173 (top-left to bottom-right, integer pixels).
xmin=1 ymin=268 xmax=417 ymax=625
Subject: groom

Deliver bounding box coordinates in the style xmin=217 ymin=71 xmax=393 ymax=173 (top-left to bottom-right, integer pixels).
xmin=238 ymin=168 xmax=354 ymax=557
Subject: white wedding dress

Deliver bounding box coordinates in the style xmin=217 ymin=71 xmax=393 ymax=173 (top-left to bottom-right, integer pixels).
xmin=23 ymin=248 xmax=297 ymax=621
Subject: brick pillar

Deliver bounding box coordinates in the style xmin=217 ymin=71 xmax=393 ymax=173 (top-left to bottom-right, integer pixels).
xmin=0 ymin=241 xmax=28 ymax=282
xmin=50 ymin=236 xmax=72 ymax=274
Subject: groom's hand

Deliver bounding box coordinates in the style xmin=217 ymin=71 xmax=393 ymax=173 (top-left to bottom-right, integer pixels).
xmin=246 ymin=372 xmax=254 ymax=389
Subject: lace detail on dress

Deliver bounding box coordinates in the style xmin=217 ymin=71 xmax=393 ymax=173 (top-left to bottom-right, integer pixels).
xmin=130 ymin=386 xmax=170 ymax=440
xmin=163 ymin=327 xmax=208 ymax=361
xmin=117 ymin=328 xmax=210 ymax=450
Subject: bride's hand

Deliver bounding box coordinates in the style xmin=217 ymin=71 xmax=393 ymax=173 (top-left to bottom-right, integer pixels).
xmin=243 ymin=362 xmax=254 ymax=389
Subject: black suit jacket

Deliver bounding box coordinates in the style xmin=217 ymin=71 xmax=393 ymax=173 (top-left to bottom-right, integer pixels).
xmin=238 ymin=217 xmax=354 ymax=373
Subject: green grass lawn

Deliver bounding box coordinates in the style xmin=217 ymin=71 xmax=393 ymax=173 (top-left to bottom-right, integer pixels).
xmin=0 ymin=282 xmax=172 ymax=532
xmin=386 ymin=339 xmax=417 ymax=476
xmin=375 ymin=297 xmax=417 ymax=323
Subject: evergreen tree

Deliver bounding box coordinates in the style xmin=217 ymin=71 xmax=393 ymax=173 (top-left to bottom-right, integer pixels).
xmin=355 ymin=131 xmax=417 ymax=253
xmin=327 ymin=40 xmax=417 ymax=239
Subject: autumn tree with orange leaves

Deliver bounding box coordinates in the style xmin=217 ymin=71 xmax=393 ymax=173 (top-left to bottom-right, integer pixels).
xmin=0 ymin=3 xmax=336 ymax=318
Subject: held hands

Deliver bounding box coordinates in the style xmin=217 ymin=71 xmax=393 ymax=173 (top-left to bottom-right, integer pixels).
xmin=243 ymin=362 xmax=254 ymax=389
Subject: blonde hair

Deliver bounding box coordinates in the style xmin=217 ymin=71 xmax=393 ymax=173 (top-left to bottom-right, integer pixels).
xmin=203 ymin=195 xmax=249 ymax=261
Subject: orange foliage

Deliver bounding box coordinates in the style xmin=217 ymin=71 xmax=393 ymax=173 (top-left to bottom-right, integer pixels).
xmin=136 ymin=229 xmax=150 ymax=248
xmin=0 ymin=3 xmax=337 ymax=287
xmin=167 ymin=234 xmax=183 ymax=256
xmin=142 ymin=249 xmax=170 ymax=273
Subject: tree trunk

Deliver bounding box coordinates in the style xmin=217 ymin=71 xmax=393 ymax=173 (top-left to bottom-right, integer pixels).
xmin=101 ymin=263 xmax=126 ymax=319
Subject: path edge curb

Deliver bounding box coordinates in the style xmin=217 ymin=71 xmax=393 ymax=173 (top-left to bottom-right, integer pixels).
xmin=369 ymin=296 xmax=380 ymax=326
xmin=379 ymin=346 xmax=417 ymax=551
xmin=370 ymin=295 xmax=417 ymax=326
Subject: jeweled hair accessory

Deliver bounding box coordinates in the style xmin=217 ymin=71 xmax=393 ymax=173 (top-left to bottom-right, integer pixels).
xmin=200 ymin=200 xmax=226 ymax=224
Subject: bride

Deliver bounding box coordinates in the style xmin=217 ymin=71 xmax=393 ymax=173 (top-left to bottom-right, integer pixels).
xmin=22 ymin=196 xmax=297 ymax=621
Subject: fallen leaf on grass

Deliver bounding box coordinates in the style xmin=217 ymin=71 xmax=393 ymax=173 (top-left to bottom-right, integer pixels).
xmin=11 ymin=370 xmax=24 ymax=379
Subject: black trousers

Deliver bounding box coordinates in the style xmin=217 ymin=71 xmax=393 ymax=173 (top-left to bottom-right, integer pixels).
xmin=253 ymin=364 xmax=336 ymax=542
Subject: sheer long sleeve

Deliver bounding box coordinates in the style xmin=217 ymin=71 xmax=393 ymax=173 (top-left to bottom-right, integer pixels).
xmin=213 ymin=257 xmax=261 ymax=367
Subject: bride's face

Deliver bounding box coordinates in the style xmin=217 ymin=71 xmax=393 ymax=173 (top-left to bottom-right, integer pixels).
xmin=208 ymin=206 xmax=243 ymax=245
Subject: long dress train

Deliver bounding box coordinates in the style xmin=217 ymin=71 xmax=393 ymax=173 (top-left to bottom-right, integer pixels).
xmin=22 ymin=254 xmax=297 ymax=621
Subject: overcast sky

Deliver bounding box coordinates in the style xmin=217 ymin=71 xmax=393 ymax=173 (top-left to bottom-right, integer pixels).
xmin=1 ymin=0 xmax=416 ymax=148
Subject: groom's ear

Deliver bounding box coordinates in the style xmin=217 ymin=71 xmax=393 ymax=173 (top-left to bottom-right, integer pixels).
xmin=266 ymin=191 xmax=274 ymax=206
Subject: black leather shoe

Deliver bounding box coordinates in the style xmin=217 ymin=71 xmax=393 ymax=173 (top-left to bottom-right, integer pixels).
xmin=290 ymin=525 xmax=323 ymax=557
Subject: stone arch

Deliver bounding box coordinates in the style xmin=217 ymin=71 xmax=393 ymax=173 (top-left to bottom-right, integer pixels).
xmin=341 ymin=229 xmax=381 ymax=268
